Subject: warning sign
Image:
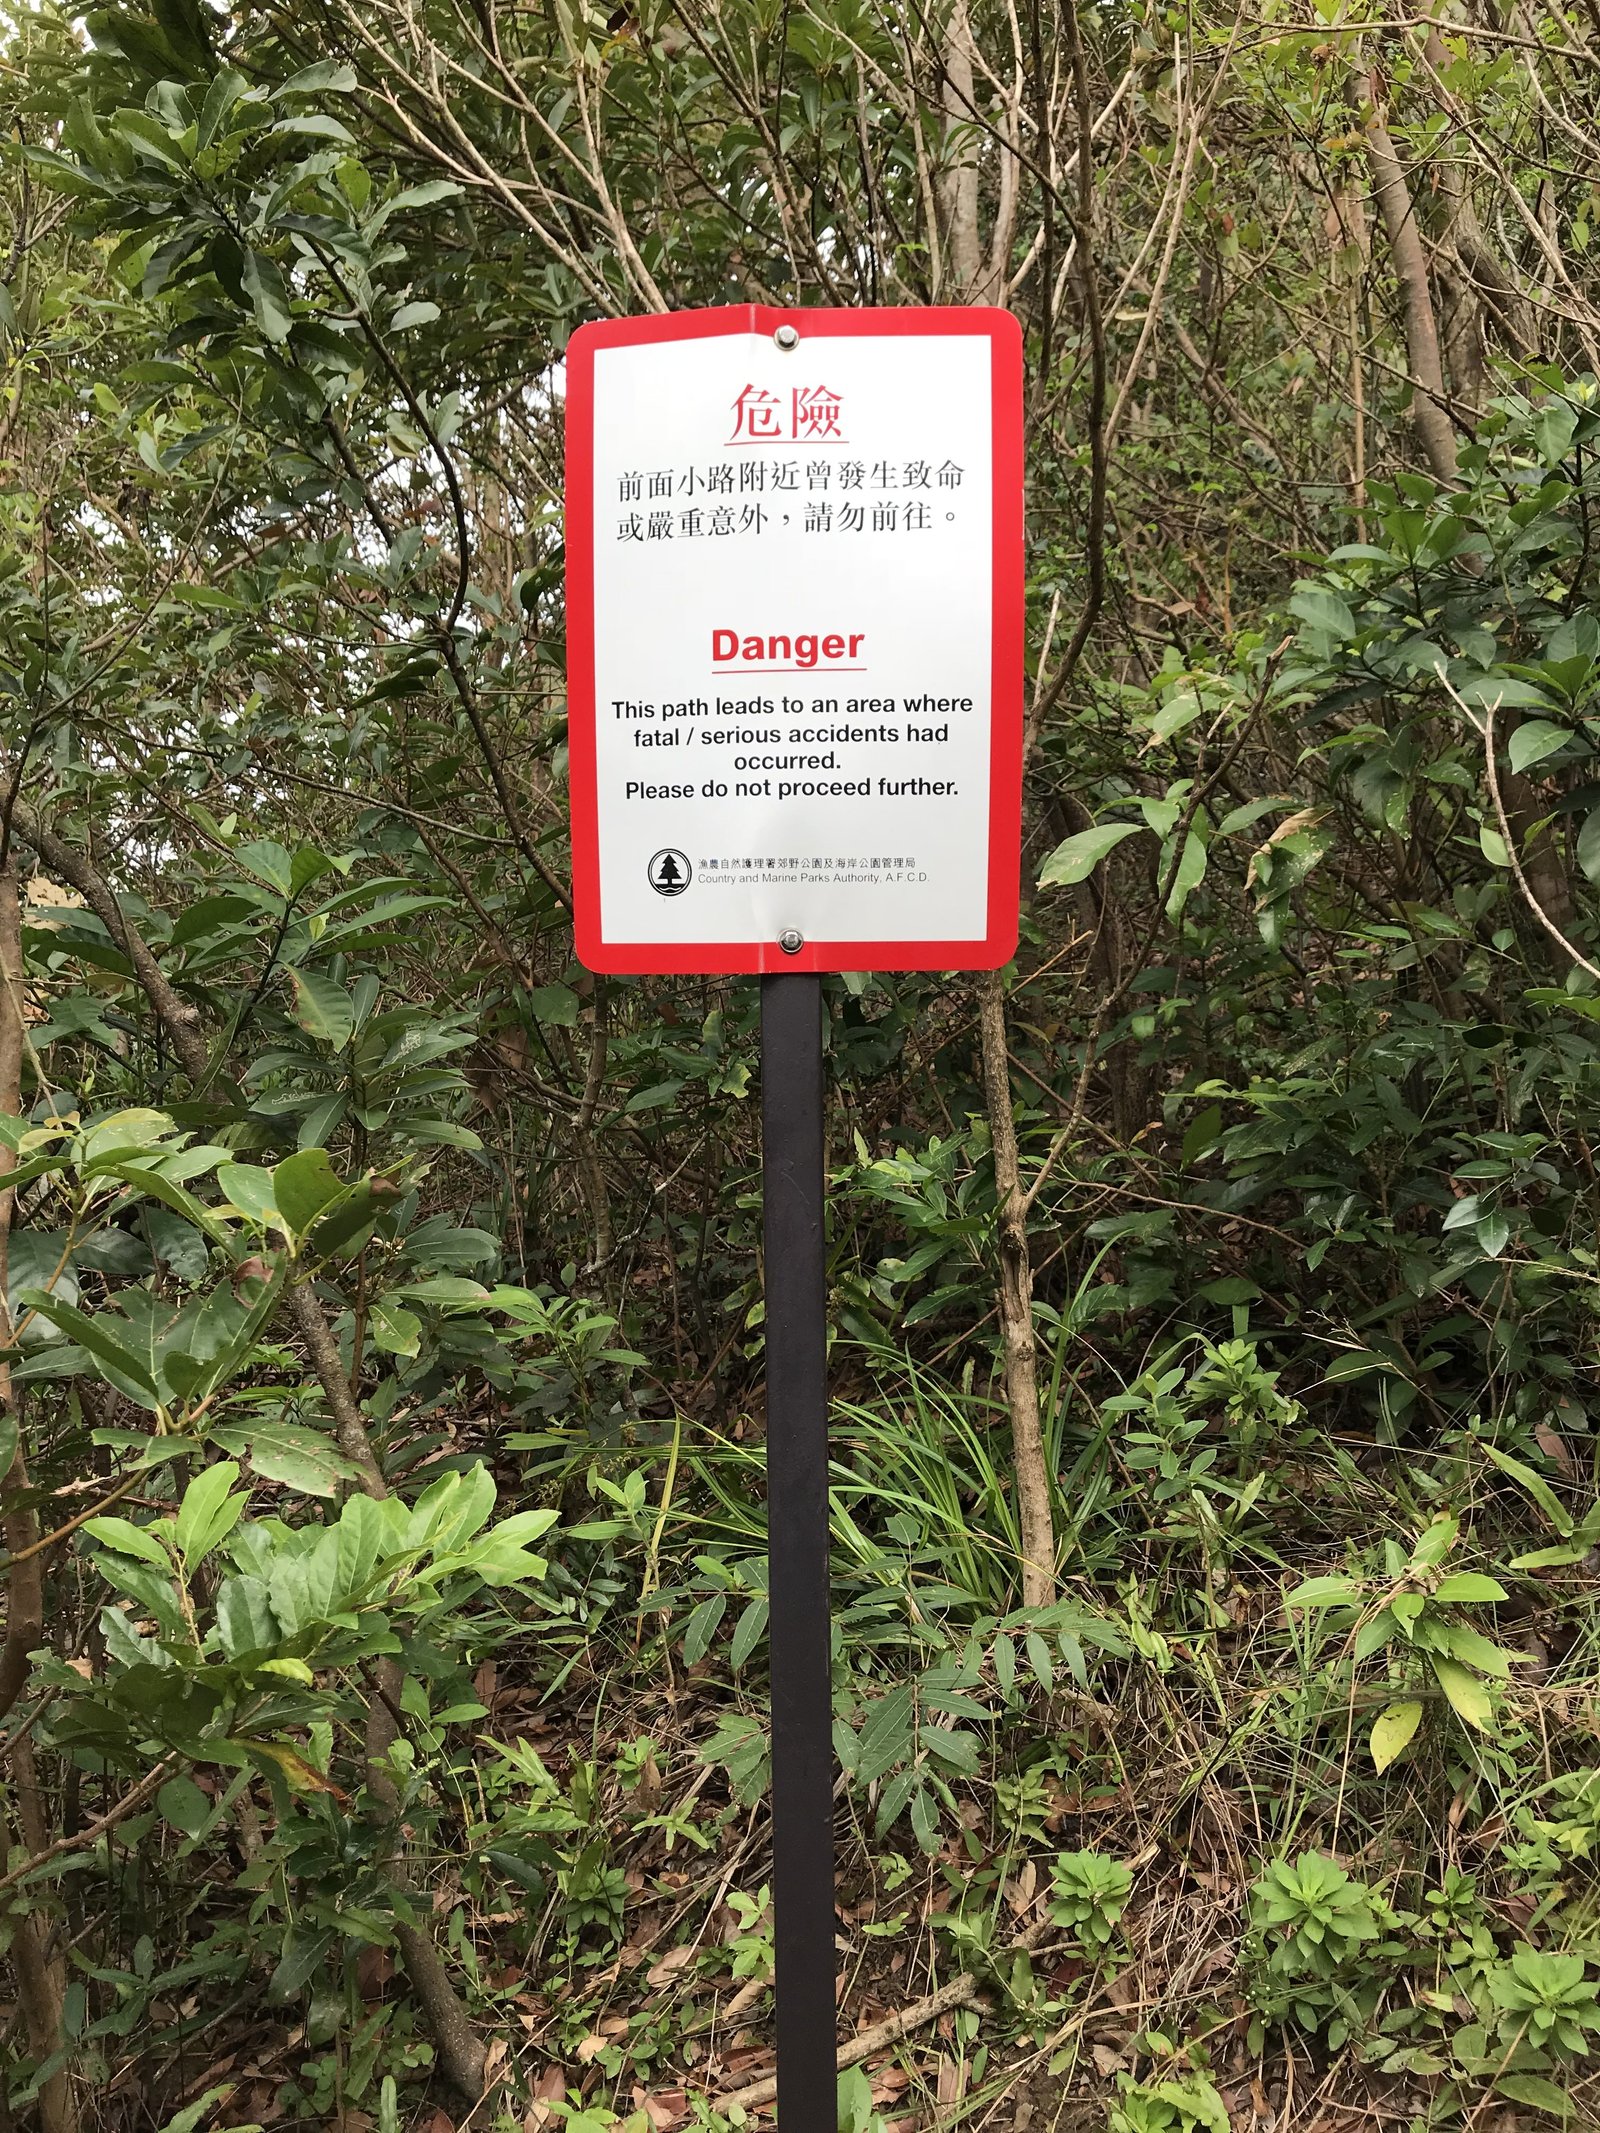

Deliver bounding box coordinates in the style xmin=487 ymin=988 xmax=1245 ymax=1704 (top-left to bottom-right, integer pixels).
xmin=565 ymin=306 xmax=1023 ymax=974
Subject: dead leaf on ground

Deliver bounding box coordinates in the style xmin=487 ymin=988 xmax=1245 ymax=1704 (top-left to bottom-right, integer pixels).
xmin=936 ymin=2057 xmax=968 ymax=2104
xmin=1106 ymin=1968 xmax=1143 ymax=2009
xmin=1090 ymin=2043 xmax=1125 ymax=2079
xmin=647 ymin=1943 xmax=696 ymax=1988
xmin=575 ymin=2034 xmax=608 ymax=2064
xmin=1534 ymin=1423 xmax=1574 ymax=1474
xmin=525 ymin=2065 xmax=566 ymax=2130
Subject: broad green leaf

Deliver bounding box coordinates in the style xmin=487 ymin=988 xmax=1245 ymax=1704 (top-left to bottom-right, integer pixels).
xmin=82 ymin=1514 xmax=171 ymax=1566
xmin=1038 ymin=823 xmax=1142 ymax=888
xmin=1456 ymin=675 xmax=1557 ymax=710
xmin=175 ymin=1460 xmax=244 ymax=1568
xmin=272 ymin=1149 xmax=345 ymax=1241
xmin=234 ymin=839 xmax=294 ymax=895
xmin=289 ymin=846 xmax=342 ymax=898
xmin=209 ymin=1420 xmax=361 ymax=1499
xmin=241 ymin=249 xmax=293 ymax=343
xmin=1496 ymin=2073 xmax=1574 ymax=2115
xmin=1369 ymin=1699 xmax=1423 ymax=1771
xmin=18 ymin=1293 xmax=160 ymax=1404
xmin=731 ymin=1597 xmax=768 ymax=1669
xmin=1409 ymin=1515 xmax=1457 ymax=1569
xmin=527 ymin=984 xmax=580 ymax=1026
xmin=286 ymin=968 xmax=354 ymax=1050
xmin=369 ymin=1301 xmax=422 ymax=1356
xmin=216 ymin=1163 xmax=280 ymax=1233
xmin=856 ymin=1682 xmax=915 ymax=1784
xmin=1507 ymin=718 xmax=1574 ymax=773
xmin=1289 ymin=583 xmax=1355 ymax=639
xmin=157 ymin=1775 xmax=213 ymax=1838
xmin=273 ymin=60 xmax=358 ymax=95
xmin=1433 ymin=1573 xmax=1507 ymax=1603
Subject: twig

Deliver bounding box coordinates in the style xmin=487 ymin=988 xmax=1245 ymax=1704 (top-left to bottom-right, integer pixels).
xmin=0 ymin=1757 xmax=177 ymax=1900
xmin=710 ymin=1918 xmax=1054 ymax=2112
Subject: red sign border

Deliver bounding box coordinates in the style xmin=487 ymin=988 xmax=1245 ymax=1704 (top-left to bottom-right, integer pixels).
xmin=565 ymin=304 xmax=1024 ymax=975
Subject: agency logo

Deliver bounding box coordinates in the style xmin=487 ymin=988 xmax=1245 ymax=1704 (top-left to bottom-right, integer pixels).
xmin=648 ymin=849 xmax=692 ymax=897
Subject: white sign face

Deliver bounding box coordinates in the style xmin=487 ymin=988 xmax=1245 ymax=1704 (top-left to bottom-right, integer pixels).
xmin=566 ymin=307 xmax=1022 ymax=974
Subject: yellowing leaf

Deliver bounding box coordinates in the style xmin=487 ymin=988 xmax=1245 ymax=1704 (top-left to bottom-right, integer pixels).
xmin=1431 ymin=1655 xmax=1495 ymax=1733
xmin=1369 ymin=1699 xmax=1423 ymax=1771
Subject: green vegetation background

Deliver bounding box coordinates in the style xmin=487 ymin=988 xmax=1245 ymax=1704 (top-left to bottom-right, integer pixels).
xmin=4 ymin=1 xmax=1600 ymax=2128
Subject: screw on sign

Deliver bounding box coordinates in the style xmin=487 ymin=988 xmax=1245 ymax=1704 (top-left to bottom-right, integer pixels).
xmin=565 ymin=305 xmax=1023 ymax=2132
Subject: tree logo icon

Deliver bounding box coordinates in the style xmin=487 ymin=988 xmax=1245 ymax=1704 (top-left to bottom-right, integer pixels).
xmin=647 ymin=849 xmax=692 ymax=897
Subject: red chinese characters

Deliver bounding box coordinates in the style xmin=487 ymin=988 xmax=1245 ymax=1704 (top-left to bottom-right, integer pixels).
xmin=729 ymin=383 xmax=845 ymax=443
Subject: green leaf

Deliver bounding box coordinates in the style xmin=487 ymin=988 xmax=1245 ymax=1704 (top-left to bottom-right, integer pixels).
xmin=1433 ymin=1572 xmax=1508 ymax=1603
xmin=157 ymin=1775 xmax=213 ymax=1838
xmin=1496 ymin=2073 xmax=1574 ymax=2116
xmin=1507 ymin=718 xmax=1575 ymax=773
xmin=1038 ymin=823 xmax=1142 ymax=888
xmin=209 ymin=1419 xmax=360 ymax=1498
xmin=216 ymin=1162 xmax=281 ymax=1234
xmin=1431 ymin=1654 xmax=1495 ymax=1732
xmin=1165 ymin=828 xmax=1208 ymax=917
xmin=731 ymin=1597 xmax=768 ymax=1669
xmin=174 ymin=1460 xmax=244 ymax=1568
xmin=289 ymin=846 xmax=342 ymax=898
xmin=286 ymin=968 xmax=354 ymax=1050
xmin=857 ymin=1682 xmax=915 ymax=1783
xmin=369 ymin=1300 xmax=422 ymax=1357
xmin=1457 ymin=675 xmax=1558 ymax=710
xmin=526 ymin=984 xmax=580 ymax=1026
xmin=82 ymin=1514 xmax=171 ymax=1566
xmin=1289 ymin=583 xmax=1356 ymax=639
xmin=1369 ymin=1699 xmax=1423 ymax=1772
xmin=273 ymin=60 xmax=359 ymax=95
xmin=682 ymin=1592 xmax=726 ymax=1664
xmin=241 ymin=249 xmax=293 ymax=344
xmin=233 ymin=841 xmax=294 ymax=895
xmin=1479 ymin=822 xmax=1510 ymax=867
xmin=18 ymin=1293 xmax=161 ymax=1404
xmin=1482 ymin=1444 xmax=1574 ymax=1536
xmin=272 ymin=1149 xmax=345 ymax=1241
xmin=1284 ymin=1574 xmax=1362 ymax=1609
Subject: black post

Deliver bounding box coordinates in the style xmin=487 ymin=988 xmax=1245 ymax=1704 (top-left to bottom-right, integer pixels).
xmin=761 ymin=972 xmax=835 ymax=2133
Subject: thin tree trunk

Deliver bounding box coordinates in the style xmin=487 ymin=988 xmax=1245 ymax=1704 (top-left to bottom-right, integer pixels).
xmin=938 ymin=0 xmax=984 ymax=299
xmin=979 ymin=972 xmax=1055 ymax=1609
xmin=941 ymin=6 xmax=1058 ymax=1608
xmin=1353 ymin=67 xmax=1460 ymax=485
xmin=0 ymin=862 xmax=77 ymax=2133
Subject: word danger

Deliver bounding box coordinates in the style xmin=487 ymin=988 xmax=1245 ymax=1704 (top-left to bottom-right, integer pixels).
xmin=712 ymin=629 xmax=865 ymax=669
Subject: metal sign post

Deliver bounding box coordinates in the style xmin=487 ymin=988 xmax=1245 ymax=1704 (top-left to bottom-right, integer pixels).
xmin=564 ymin=300 xmax=1023 ymax=2133
xmin=760 ymin=972 xmax=835 ymax=2130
